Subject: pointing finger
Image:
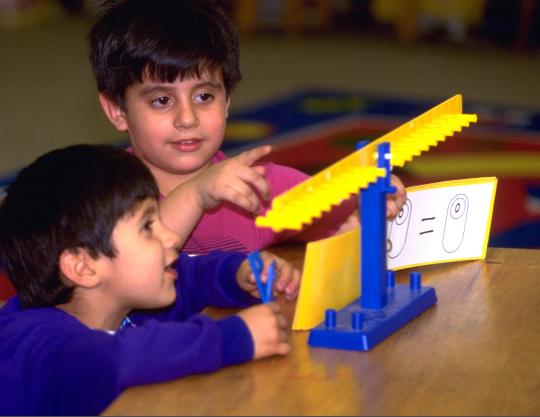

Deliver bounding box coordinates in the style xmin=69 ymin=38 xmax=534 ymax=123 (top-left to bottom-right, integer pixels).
xmin=234 ymin=145 xmax=272 ymax=166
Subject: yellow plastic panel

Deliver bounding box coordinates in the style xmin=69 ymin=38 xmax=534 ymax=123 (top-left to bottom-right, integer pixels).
xmin=292 ymin=228 xmax=361 ymax=330
xmin=256 ymin=166 xmax=385 ymax=231
xmin=256 ymin=95 xmax=477 ymax=232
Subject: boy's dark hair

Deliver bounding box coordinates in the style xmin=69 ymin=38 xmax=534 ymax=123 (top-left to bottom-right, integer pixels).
xmin=0 ymin=144 xmax=159 ymax=308
xmin=88 ymin=0 xmax=241 ymax=108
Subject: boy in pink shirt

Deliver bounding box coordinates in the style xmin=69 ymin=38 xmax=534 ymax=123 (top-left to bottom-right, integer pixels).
xmin=89 ymin=0 xmax=406 ymax=254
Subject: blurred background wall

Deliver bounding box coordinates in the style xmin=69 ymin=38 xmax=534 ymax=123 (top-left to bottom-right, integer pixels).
xmin=0 ymin=1 xmax=540 ymax=255
xmin=0 ymin=0 xmax=539 ymax=178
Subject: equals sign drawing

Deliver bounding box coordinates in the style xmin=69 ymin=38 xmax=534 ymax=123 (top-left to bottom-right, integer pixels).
xmin=419 ymin=217 xmax=435 ymax=235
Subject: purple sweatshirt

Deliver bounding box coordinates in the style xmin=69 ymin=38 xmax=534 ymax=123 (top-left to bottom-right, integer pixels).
xmin=0 ymin=251 xmax=259 ymax=415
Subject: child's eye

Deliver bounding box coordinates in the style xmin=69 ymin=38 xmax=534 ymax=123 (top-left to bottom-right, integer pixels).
xmin=142 ymin=220 xmax=154 ymax=233
xmin=151 ymin=96 xmax=172 ymax=108
xmin=194 ymin=92 xmax=214 ymax=104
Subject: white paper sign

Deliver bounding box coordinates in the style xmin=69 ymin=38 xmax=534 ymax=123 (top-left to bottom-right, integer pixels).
xmin=387 ymin=177 xmax=497 ymax=270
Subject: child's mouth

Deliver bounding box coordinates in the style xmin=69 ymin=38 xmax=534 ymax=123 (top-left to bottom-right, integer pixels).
xmin=171 ymin=139 xmax=202 ymax=152
xmin=164 ymin=259 xmax=178 ymax=279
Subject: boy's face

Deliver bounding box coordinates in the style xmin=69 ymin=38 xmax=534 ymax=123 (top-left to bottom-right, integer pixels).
xmin=98 ymin=198 xmax=180 ymax=310
xmin=104 ymin=69 xmax=230 ymax=183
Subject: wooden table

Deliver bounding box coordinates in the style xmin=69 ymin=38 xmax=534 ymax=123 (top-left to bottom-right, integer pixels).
xmin=104 ymin=246 xmax=540 ymax=415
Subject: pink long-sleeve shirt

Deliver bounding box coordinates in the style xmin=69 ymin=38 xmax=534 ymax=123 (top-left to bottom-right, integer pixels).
xmin=182 ymin=151 xmax=356 ymax=255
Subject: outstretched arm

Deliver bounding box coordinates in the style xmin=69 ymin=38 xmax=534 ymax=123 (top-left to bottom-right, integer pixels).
xmin=334 ymin=174 xmax=407 ymax=233
xmin=159 ymin=146 xmax=272 ymax=247
xmin=27 ymin=312 xmax=254 ymax=415
xmin=293 ymin=173 xmax=407 ymax=240
xmin=386 ymin=174 xmax=407 ymax=220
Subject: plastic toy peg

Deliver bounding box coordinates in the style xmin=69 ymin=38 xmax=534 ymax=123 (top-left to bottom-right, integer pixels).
xmin=247 ymin=251 xmax=276 ymax=303
xmin=325 ymin=309 xmax=337 ymax=328
xmin=352 ymin=312 xmax=363 ymax=330
xmin=410 ymin=272 xmax=422 ymax=290
xmin=386 ymin=270 xmax=395 ymax=288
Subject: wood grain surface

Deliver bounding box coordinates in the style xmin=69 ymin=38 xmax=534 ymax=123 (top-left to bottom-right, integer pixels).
xmin=104 ymin=245 xmax=540 ymax=415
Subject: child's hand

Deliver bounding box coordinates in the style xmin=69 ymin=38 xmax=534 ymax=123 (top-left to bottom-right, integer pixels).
xmin=386 ymin=174 xmax=407 ymax=220
xmin=159 ymin=146 xmax=272 ymax=247
xmin=193 ymin=145 xmax=272 ymax=214
xmin=237 ymin=251 xmax=301 ymax=300
xmin=335 ymin=210 xmax=360 ymax=234
xmin=237 ymin=303 xmax=291 ymax=359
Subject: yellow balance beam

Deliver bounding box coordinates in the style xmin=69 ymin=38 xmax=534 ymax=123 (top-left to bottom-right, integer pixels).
xmin=256 ymin=94 xmax=477 ymax=232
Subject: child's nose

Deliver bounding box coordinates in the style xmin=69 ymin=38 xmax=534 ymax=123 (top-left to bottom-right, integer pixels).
xmin=161 ymin=224 xmax=181 ymax=250
xmin=174 ymin=101 xmax=198 ymax=129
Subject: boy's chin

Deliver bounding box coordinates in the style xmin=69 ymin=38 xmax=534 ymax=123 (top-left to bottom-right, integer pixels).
xmin=172 ymin=153 xmax=216 ymax=174
xmin=146 ymin=291 xmax=177 ymax=310
xmin=161 ymin=291 xmax=177 ymax=307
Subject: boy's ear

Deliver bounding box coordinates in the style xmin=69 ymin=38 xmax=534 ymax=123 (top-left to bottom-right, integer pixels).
xmin=59 ymin=248 xmax=101 ymax=289
xmin=99 ymin=93 xmax=128 ymax=131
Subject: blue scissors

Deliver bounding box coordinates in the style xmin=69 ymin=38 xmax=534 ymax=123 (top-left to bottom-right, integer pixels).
xmin=247 ymin=251 xmax=276 ymax=303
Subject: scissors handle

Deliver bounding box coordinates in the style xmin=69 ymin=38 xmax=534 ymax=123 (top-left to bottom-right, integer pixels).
xmin=247 ymin=251 xmax=276 ymax=303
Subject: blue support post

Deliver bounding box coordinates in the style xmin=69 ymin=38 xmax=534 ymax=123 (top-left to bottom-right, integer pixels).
xmin=360 ymin=142 xmax=396 ymax=309
xmin=308 ymin=141 xmax=438 ymax=351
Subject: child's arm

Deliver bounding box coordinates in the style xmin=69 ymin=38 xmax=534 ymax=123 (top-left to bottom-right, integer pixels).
xmin=332 ymin=173 xmax=407 ymax=234
xmin=295 ymin=173 xmax=408 ymax=239
xmin=386 ymin=174 xmax=407 ymax=220
xmin=131 ymin=251 xmax=257 ymax=324
xmin=160 ymin=145 xmax=272 ymax=246
xmin=131 ymin=250 xmax=300 ymax=325
xmin=23 ymin=312 xmax=257 ymax=414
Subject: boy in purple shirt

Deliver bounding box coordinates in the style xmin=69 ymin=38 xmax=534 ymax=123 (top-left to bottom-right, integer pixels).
xmin=89 ymin=0 xmax=406 ymax=255
xmin=0 ymin=144 xmax=300 ymax=415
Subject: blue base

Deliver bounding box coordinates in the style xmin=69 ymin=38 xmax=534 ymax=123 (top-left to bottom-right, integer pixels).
xmin=308 ymin=284 xmax=437 ymax=351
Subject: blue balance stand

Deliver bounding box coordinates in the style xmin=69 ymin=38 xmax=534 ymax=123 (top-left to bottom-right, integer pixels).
xmin=308 ymin=142 xmax=437 ymax=351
